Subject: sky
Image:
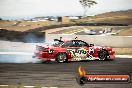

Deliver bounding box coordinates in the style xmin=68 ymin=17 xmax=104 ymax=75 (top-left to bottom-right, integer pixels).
xmin=0 ymin=0 xmax=132 ymax=19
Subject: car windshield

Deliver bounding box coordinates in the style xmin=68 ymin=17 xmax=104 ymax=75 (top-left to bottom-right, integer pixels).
xmin=52 ymin=40 xmax=64 ymax=47
xmin=61 ymin=41 xmax=72 ymax=47
xmin=61 ymin=40 xmax=89 ymax=47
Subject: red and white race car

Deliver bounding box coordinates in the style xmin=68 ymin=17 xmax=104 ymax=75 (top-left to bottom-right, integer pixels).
xmin=33 ymin=37 xmax=115 ymax=63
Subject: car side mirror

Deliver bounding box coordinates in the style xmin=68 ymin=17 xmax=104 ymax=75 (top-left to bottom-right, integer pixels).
xmin=90 ymin=44 xmax=94 ymax=47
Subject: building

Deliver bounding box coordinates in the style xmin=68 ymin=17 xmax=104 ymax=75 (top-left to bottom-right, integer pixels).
xmin=58 ymin=16 xmax=70 ymax=23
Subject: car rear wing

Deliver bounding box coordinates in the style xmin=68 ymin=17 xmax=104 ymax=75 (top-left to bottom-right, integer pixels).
xmin=36 ymin=45 xmax=43 ymax=51
xmin=36 ymin=45 xmax=49 ymax=52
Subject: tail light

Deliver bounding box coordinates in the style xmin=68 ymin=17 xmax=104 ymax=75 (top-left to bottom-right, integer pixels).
xmin=36 ymin=45 xmax=48 ymax=52
xmin=36 ymin=45 xmax=43 ymax=51
xmin=36 ymin=45 xmax=54 ymax=54
xmin=43 ymin=48 xmax=49 ymax=52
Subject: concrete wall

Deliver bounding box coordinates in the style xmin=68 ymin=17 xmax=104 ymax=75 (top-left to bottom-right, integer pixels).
xmin=46 ymin=34 xmax=132 ymax=48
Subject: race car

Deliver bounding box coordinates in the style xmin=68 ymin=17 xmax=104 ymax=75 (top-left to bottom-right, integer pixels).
xmin=33 ymin=37 xmax=115 ymax=63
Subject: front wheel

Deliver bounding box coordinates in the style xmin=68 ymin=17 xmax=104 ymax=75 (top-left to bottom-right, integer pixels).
xmin=56 ymin=53 xmax=68 ymax=63
xmin=98 ymin=50 xmax=108 ymax=60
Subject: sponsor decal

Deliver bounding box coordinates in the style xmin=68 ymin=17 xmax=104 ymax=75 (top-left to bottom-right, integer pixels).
xmin=48 ymin=49 xmax=54 ymax=54
xmin=67 ymin=48 xmax=93 ymax=61
xmin=89 ymin=47 xmax=94 ymax=53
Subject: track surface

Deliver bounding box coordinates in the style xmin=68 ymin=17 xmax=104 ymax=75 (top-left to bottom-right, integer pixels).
xmin=0 ymin=58 xmax=132 ymax=88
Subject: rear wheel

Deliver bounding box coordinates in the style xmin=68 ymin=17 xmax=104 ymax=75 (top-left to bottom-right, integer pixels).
xmin=56 ymin=53 xmax=67 ymax=63
xmin=98 ymin=50 xmax=108 ymax=60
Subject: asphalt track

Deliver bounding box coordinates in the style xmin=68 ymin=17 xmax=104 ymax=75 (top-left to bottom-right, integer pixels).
xmin=0 ymin=58 xmax=132 ymax=88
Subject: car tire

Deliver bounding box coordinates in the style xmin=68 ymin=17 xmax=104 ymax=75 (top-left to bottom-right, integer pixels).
xmin=98 ymin=50 xmax=108 ymax=60
xmin=56 ymin=53 xmax=67 ymax=63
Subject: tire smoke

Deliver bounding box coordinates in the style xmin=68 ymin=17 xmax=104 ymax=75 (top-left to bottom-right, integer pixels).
xmin=0 ymin=34 xmax=42 ymax=63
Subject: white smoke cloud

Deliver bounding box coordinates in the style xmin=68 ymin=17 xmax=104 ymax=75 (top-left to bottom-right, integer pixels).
xmin=0 ymin=30 xmax=45 ymax=63
xmin=0 ymin=54 xmax=41 ymax=63
xmin=0 ymin=40 xmax=43 ymax=63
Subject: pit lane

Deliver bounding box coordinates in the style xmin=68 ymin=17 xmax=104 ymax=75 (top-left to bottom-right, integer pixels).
xmin=0 ymin=57 xmax=132 ymax=88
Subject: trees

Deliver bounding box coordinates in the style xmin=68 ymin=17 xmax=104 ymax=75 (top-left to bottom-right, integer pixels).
xmin=79 ymin=0 xmax=97 ymax=17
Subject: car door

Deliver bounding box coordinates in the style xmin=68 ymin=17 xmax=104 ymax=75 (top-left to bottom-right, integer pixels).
xmin=66 ymin=40 xmax=91 ymax=61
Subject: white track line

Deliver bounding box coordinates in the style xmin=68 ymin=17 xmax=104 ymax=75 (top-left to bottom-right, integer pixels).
xmin=0 ymin=85 xmax=58 ymax=88
xmin=0 ymin=52 xmax=33 ymax=55
xmin=24 ymin=86 xmax=35 ymax=88
xmin=41 ymin=87 xmax=58 ymax=88
xmin=0 ymin=85 xmax=8 ymax=86
xmin=115 ymin=55 xmax=132 ymax=58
